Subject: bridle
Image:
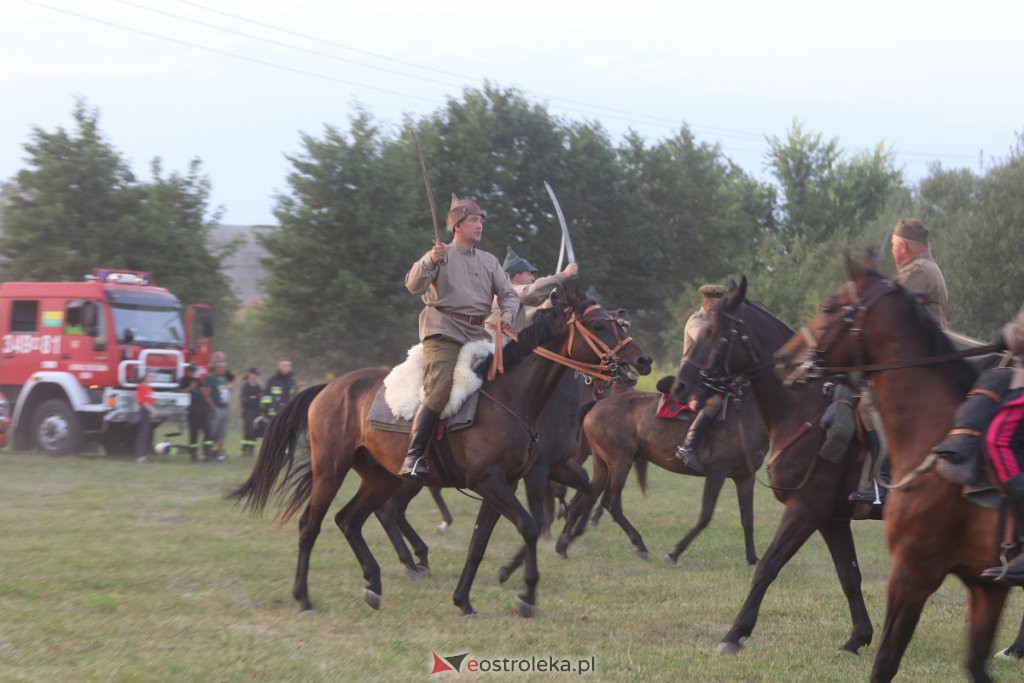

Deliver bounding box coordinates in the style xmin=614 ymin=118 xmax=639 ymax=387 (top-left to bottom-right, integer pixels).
xmin=489 ymin=304 xmax=636 ymax=384
xmin=789 ymin=278 xmax=1000 ymax=380
xmin=689 ymin=302 xmax=775 ymax=399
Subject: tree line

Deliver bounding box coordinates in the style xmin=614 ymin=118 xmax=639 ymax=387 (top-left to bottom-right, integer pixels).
xmin=2 ymin=90 xmax=1021 ymax=377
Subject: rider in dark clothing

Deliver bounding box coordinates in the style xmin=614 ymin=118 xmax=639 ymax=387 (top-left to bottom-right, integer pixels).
xmin=240 ymin=367 xmax=263 ymax=457
xmin=179 ymin=364 xmax=206 ymax=461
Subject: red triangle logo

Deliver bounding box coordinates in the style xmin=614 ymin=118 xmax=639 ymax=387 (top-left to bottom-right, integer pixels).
xmin=431 ymin=652 xmax=454 ymax=674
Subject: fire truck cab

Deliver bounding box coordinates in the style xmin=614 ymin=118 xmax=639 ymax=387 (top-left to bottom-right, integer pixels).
xmin=0 ymin=269 xmax=213 ymax=455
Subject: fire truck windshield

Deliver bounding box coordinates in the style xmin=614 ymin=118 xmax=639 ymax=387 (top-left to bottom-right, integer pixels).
xmin=110 ymin=304 xmax=185 ymax=347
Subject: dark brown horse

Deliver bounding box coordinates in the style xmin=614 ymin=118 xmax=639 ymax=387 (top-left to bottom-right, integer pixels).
xmin=674 ymin=277 xmax=875 ymax=656
xmin=231 ymin=292 xmax=651 ymax=617
xmin=775 ymin=256 xmax=1007 ymax=682
xmin=556 ymin=389 xmax=767 ymax=566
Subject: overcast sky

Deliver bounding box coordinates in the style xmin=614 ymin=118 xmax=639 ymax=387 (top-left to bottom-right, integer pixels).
xmin=3 ymin=0 xmax=1022 ymax=225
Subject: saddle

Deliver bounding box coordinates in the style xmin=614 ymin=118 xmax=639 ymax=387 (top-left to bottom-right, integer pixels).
xmin=653 ymin=374 xmax=695 ymax=421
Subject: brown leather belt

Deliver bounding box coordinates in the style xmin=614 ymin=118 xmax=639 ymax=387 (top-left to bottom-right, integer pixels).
xmin=436 ymin=307 xmax=486 ymax=326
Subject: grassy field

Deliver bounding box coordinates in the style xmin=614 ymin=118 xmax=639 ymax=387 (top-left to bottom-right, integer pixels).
xmin=2 ymin=429 xmax=1024 ymax=682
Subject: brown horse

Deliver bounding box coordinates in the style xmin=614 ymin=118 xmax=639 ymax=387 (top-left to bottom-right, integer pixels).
xmin=231 ymin=291 xmax=651 ymax=617
xmin=556 ymin=389 xmax=767 ymax=566
xmin=674 ymin=277 xmax=875 ymax=656
xmin=775 ymin=256 xmax=1007 ymax=682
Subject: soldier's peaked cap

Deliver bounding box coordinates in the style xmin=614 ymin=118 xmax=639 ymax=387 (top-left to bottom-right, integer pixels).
xmin=698 ymin=284 xmax=727 ymax=297
xmin=446 ymin=193 xmax=486 ymax=230
xmin=502 ymin=247 xmax=539 ymax=276
xmin=894 ymin=219 xmax=929 ymax=244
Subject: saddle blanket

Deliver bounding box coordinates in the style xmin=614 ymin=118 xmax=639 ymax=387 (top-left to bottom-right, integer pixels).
xmin=368 ymin=340 xmax=493 ymax=433
xmin=656 ymin=393 xmax=695 ymax=421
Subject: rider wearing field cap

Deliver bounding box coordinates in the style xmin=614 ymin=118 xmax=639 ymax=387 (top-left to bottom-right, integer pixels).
xmin=892 ymin=219 xmax=950 ymax=327
xmin=497 ymin=247 xmax=579 ymax=331
xmin=401 ymin=194 xmax=520 ymax=481
xmin=675 ymin=283 xmax=727 ymax=474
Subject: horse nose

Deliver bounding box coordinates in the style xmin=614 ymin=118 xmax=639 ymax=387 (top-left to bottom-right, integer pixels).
xmin=636 ymin=355 xmax=653 ymax=374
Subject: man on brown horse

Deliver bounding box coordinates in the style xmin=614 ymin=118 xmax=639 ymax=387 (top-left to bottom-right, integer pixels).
xmin=849 ymin=218 xmax=951 ymax=504
xmin=675 ymin=283 xmax=726 ymax=474
xmin=399 ymin=194 xmax=520 ymax=480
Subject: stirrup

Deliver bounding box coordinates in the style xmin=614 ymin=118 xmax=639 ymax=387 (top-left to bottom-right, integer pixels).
xmin=849 ymin=480 xmax=884 ymax=505
xmin=399 ymin=454 xmax=429 ymax=480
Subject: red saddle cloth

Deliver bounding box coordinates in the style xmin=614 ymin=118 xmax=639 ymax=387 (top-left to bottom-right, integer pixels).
xmin=657 ymin=393 xmax=695 ymax=419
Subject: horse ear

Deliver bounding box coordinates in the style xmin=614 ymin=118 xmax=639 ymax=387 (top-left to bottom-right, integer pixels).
xmin=844 ymin=251 xmax=860 ymax=280
xmin=864 ymin=247 xmax=878 ymax=272
xmin=724 ymin=275 xmax=746 ymax=312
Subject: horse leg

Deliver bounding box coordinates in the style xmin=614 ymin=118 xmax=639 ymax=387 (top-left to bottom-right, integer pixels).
xmin=395 ymin=502 xmax=431 ymax=576
xmin=995 ymin=601 xmax=1024 ymax=659
xmin=869 ymin=559 xmax=944 ymax=682
xmin=499 ymin=464 xmax=548 ymax=583
xmin=717 ymin=504 xmax=817 ymax=655
xmin=373 ymin=481 xmax=420 ymax=577
xmin=292 ymin=466 xmax=346 ymax=613
xmin=735 ymin=474 xmax=759 ymax=566
xmin=459 ymin=475 xmax=541 ymax=617
xmin=430 ymin=486 xmax=453 ymax=533
xmin=451 ymin=499 xmax=501 ymax=617
xmin=818 ymin=519 xmax=873 ymax=654
xmin=604 ymin=462 xmax=649 ymax=560
xmin=557 ymin=454 xmax=609 ymax=554
xmin=963 ymin=583 xmax=1009 ymax=682
xmin=666 ymin=473 xmax=725 ymax=566
xmin=335 ymin=461 xmax=402 ymax=610
xmin=547 ymin=459 xmax=594 ymax=559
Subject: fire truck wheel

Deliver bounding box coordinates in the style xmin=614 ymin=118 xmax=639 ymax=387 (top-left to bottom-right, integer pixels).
xmin=31 ymin=399 xmax=82 ymax=456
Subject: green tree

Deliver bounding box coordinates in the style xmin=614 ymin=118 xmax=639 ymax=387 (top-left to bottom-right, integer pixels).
xmin=0 ymin=99 xmax=235 ymax=316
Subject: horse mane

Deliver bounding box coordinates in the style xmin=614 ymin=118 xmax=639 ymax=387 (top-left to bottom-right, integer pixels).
xmin=890 ymin=282 xmax=977 ymax=394
xmin=474 ymin=304 xmax=569 ymax=378
xmin=743 ymin=300 xmax=795 ymax=337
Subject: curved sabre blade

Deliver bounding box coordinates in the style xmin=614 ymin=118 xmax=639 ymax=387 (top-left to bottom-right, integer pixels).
xmin=544 ymin=181 xmax=575 ymax=267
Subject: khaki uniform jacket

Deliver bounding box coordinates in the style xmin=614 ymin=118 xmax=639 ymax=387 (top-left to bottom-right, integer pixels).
xmin=1003 ymin=303 xmax=1024 ymax=389
xmin=488 ymin=272 xmax=571 ymax=333
xmin=895 ymin=252 xmax=950 ymax=327
xmin=406 ymin=243 xmax=520 ymax=344
xmin=681 ymin=309 xmax=709 ymax=362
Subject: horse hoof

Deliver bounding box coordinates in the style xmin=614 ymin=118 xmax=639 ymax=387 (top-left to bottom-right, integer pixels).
xmin=589 ymin=519 xmax=600 ymax=528
xmin=635 ymin=549 xmax=649 ymax=562
xmin=515 ymin=596 xmax=537 ymax=619
xmin=437 ymin=521 xmax=450 ymax=535
xmin=363 ymin=589 xmax=382 ymax=610
xmin=415 ymin=564 xmax=430 ymax=578
xmin=298 ymin=608 xmax=316 ymax=616
xmin=995 ymin=647 xmax=1024 ymax=661
xmin=716 ymin=641 xmax=742 ymax=657
xmin=463 ymin=610 xmax=479 ymax=619
xmin=498 ymin=567 xmax=511 ymax=584
xmin=555 ymin=534 xmax=571 ymax=557
xmin=664 ymin=554 xmax=677 ymax=567
xmin=747 ymin=555 xmax=759 ymax=566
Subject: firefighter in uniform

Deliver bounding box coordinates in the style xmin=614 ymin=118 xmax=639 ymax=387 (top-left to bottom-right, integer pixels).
xmin=675 ymin=284 xmax=726 ymax=474
xmin=400 ymin=194 xmax=520 ymax=481
xmin=239 ymin=367 xmax=262 ymax=457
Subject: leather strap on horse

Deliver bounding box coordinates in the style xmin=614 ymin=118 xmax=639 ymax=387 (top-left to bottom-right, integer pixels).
xmin=969 ymin=388 xmax=1004 ymax=403
xmin=818 ymin=343 xmax=1003 ymax=375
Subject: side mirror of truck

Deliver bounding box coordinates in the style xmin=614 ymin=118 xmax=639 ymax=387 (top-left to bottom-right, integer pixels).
xmin=201 ymin=312 xmax=214 ymax=338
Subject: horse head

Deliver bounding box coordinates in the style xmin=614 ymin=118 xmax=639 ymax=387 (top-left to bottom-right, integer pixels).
xmin=672 ymin=276 xmax=772 ymax=409
xmin=551 ymin=287 xmax=652 ymax=385
xmin=774 ymin=251 xmax=891 ymax=385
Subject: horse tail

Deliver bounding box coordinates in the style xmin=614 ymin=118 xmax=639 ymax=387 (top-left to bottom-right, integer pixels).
xmin=634 ymin=458 xmax=649 ymax=496
xmin=227 ymin=384 xmax=328 ymax=517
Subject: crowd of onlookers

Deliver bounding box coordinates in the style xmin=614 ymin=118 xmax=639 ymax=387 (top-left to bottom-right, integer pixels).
xmin=135 ymin=354 xmax=297 ymax=463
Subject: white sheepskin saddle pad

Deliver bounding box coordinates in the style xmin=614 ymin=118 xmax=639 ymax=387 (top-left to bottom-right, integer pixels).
xmin=383 ymin=340 xmax=493 ymax=420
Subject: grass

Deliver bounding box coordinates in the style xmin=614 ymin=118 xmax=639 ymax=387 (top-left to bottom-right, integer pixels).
xmin=2 ymin=428 xmax=1023 ymax=682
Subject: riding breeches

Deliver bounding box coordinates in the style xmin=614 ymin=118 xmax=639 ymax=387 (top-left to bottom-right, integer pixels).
xmin=987 ymin=388 xmax=1024 ymax=483
xmin=422 ymin=334 xmax=463 ymax=413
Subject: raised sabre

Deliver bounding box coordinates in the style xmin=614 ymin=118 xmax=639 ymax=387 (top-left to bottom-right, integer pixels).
xmin=544 ymin=181 xmax=575 ymax=273
xmin=410 ymin=130 xmax=443 ymax=248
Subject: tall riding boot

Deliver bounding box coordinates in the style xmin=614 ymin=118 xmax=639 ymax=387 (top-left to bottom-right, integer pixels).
xmin=399 ymin=405 xmax=441 ymax=482
xmin=675 ymin=409 xmax=714 ymax=474
xmin=981 ymin=474 xmax=1024 ymax=585
xmin=850 ymin=431 xmax=886 ymax=504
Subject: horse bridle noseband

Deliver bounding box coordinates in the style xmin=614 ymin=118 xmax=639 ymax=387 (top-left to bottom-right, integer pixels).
xmin=490 ymin=304 xmax=636 ymax=384
xmin=690 ymin=303 xmax=773 ymax=398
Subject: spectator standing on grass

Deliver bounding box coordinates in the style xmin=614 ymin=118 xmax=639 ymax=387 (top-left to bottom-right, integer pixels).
xmin=179 ymin=363 xmax=207 ymax=461
xmin=239 ymin=367 xmax=262 ymax=458
xmin=134 ymin=372 xmax=157 ymax=463
xmin=202 ymin=353 xmax=233 ymax=461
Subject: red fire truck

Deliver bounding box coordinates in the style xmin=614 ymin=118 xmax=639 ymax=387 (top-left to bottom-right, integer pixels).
xmin=0 ymin=268 xmax=213 ymax=455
